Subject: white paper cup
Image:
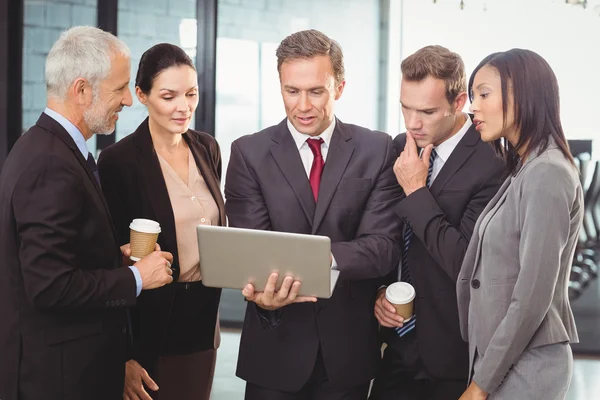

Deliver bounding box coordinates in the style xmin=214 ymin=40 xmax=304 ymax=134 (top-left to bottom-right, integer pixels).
xmin=385 ymin=282 xmax=416 ymax=321
xmin=129 ymin=219 xmax=161 ymax=261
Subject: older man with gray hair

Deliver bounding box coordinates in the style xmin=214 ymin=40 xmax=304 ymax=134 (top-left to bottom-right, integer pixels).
xmin=0 ymin=26 xmax=174 ymax=400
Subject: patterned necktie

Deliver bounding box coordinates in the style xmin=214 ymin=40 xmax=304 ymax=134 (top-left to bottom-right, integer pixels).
xmin=307 ymin=138 xmax=325 ymax=201
xmin=396 ymin=148 xmax=438 ymax=337
xmin=86 ymin=153 xmax=101 ymax=187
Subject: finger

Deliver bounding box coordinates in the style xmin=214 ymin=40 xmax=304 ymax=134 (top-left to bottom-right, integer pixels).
xmin=263 ymin=273 xmax=278 ymax=298
xmin=286 ymin=280 xmax=301 ymax=302
xmin=121 ymin=244 xmax=132 ymax=257
xmin=123 ymin=394 xmax=131 ymax=400
xmin=154 ymin=243 xmax=161 ymax=251
xmin=398 ymin=151 xmax=409 ymax=170
xmin=375 ymin=303 xmax=403 ymax=327
xmin=383 ymin=308 xmax=404 ymax=324
xmin=134 ymin=386 xmax=153 ymax=400
xmin=374 ymin=305 xmax=390 ymax=325
xmin=421 ymin=144 xmax=434 ymax=168
xmin=141 ymin=368 xmax=158 ymax=391
xmin=382 ymin=298 xmax=398 ymax=314
xmin=375 ymin=308 xmax=400 ymax=328
xmin=127 ymin=392 xmax=141 ymax=400
xmin=242 ymin=283 xmax=256 ymax=300
xmin=160 ymin=251 xmax=173 ymax=263
xmin=132 ymin=387 xmax=151 ymax=400
xmin=293 ymin=296 xmax=318 ymax=303
xmin=277 ymin=276 xmax=294 ymax=301
xmin=405 ymin=132 xmax=418 ymax=157
xmin=398 ymin=150 xmax=406 ymax=164
xmin=377 ymin=299 xmax=404 ymax=322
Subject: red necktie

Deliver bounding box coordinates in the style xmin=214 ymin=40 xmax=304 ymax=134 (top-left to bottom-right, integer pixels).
xmin=307 ymin=138 xmax=325 ymax=201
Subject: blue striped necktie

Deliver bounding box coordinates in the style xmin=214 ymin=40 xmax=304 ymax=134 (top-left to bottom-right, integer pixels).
xmin=395 ymin=148 xmax=437 ymax=337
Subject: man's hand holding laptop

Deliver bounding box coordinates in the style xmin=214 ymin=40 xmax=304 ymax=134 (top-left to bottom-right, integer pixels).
xmin=242 ymin=272 xmax=318 ymax=311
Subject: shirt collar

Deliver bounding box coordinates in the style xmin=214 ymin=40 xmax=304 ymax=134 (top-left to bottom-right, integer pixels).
xmin=433 ymin=113 xmax=472 ymax=163
xmin=287 ymin=117 xmax=336 ymax=150
xmin=44 ymin=107 xmax=90 ymax=159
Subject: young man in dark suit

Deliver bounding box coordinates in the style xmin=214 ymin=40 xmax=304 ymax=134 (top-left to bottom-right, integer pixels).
xmin=225 ymin=29 xmax=404 ymax=400
xmin=369 ymin=46 xmax=505 ymax=400
xmin=0 ymin=26 xmax=173 ymax=400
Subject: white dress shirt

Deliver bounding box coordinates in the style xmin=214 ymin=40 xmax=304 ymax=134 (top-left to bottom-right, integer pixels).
xmin=287 ymin=118 xmax=336 ymax=177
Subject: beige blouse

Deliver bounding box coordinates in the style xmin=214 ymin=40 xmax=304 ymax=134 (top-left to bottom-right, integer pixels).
xmin=157 ymin=149 xmax=220 ymax=282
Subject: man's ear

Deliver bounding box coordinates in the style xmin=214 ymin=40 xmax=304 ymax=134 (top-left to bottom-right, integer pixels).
xmin=453 ymin=92 xmax=468 ymax=115
xmin=72 ymin=78 xmax=91 ymax=106
xmin=334 ymin=80 xmax=346 ymax=101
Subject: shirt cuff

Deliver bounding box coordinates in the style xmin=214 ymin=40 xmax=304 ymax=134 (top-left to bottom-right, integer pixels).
xmin=128 ymin=266 xmax=142 ymax=297
xmin=331 ymin=253 xmax=338 ymax=269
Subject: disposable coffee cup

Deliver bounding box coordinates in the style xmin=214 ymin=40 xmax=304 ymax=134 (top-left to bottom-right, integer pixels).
xmin=385 ymin=282 xmax=416 ymax=321
xmin=129 ymin=219 xmax=161 ymax=261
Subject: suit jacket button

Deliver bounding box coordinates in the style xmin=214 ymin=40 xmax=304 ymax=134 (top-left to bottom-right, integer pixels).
xmin=471 ymin=279 xmax=481 ymax=289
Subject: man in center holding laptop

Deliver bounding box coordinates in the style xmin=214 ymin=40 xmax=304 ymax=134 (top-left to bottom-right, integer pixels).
xmin=225 ymin=29 xmax=403 ymax=399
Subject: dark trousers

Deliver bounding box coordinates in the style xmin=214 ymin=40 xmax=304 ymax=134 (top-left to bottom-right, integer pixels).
xmin=369 ymin=330 xmax=465 ymax=400
xmin=245 ymin=348 xmax=370 ymax=400
xmin=152 ymin=348 xmax=217 ymax=400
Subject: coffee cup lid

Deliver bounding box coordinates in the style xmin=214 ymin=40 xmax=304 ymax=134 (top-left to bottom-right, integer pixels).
xmin=129 ymin=218 xmax=161 ymax=234
xmin=386 ymin=282 xmax=416 ymax=304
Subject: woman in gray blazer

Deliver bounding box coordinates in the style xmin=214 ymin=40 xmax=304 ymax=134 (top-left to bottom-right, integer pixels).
xmin=456 ymin=49 xmax=583 ymax=400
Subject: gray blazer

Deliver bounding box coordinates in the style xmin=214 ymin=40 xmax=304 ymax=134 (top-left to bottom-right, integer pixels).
xmin=457 ymin=141 xmax=582 ymax=394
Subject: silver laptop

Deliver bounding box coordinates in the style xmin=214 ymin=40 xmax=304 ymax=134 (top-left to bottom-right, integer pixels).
xmin=197 ymin=225 xmax=340 ymax=299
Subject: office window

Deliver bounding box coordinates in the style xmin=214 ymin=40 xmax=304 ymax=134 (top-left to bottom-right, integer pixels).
xmin=116 ymin=0 xmax=197 ymax=141
xmin=400 ymin=0 xmax=600 ymax=141
xmin=22 ymin=0 xmax=98 ymax=152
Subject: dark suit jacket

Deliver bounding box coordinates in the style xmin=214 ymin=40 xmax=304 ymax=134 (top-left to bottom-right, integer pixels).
xmin=225 ymin=118 xmax=404 ymax=391
xmin=0 ymin=113 xmax=137 ymax=400
xmin=381 ymin=119 xmax=505 ymax=381
xmin=97 ymin=118 xmax=224 ymax=373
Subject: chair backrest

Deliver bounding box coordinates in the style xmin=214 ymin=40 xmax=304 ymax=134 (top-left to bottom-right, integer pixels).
xmin=587 ymin=161 xmax=600 ymax=244
xmin=578 ymin=155 xmax=594 ymax=242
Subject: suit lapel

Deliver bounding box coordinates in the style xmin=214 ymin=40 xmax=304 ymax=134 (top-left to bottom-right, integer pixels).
xmin=269 ymin=120 xmax=316 ymax=225
xmin=312 ymin=119 xmax=354 ymax=233
xmin=132 ymin=120 xmax=179 ymax=267
xmin=37 ymin=114 xmax=118 ymax=244
xmin=184 ymin=133 xmax=226 ymax=226
xmin=470 ymin=175 xmax=512 ymax=277
xmin=429 ymin=124 xmax=480 ymax=197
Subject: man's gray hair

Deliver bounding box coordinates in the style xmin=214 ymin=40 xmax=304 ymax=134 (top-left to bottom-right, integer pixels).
xmin=45 ymin=26 xmax=130 ymax=100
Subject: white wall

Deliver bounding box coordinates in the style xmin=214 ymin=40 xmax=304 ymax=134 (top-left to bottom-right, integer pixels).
xmin=400 ymin=0 xmax=600 ymax=142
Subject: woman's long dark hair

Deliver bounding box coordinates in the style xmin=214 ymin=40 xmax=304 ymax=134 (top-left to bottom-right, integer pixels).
xmin=468 ymin=49 xmax=574 ymax=174
xmin=135 ymin=43 xmax=195 ymax=95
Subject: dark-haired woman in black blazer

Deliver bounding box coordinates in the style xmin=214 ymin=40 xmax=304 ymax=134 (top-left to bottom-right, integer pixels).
xmin=98 ymin=43 xmax=224 ymax=400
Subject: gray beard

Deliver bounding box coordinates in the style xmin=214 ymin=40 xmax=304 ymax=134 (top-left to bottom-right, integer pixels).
xmin=83 ymin=97 xmax=115 ymax=135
